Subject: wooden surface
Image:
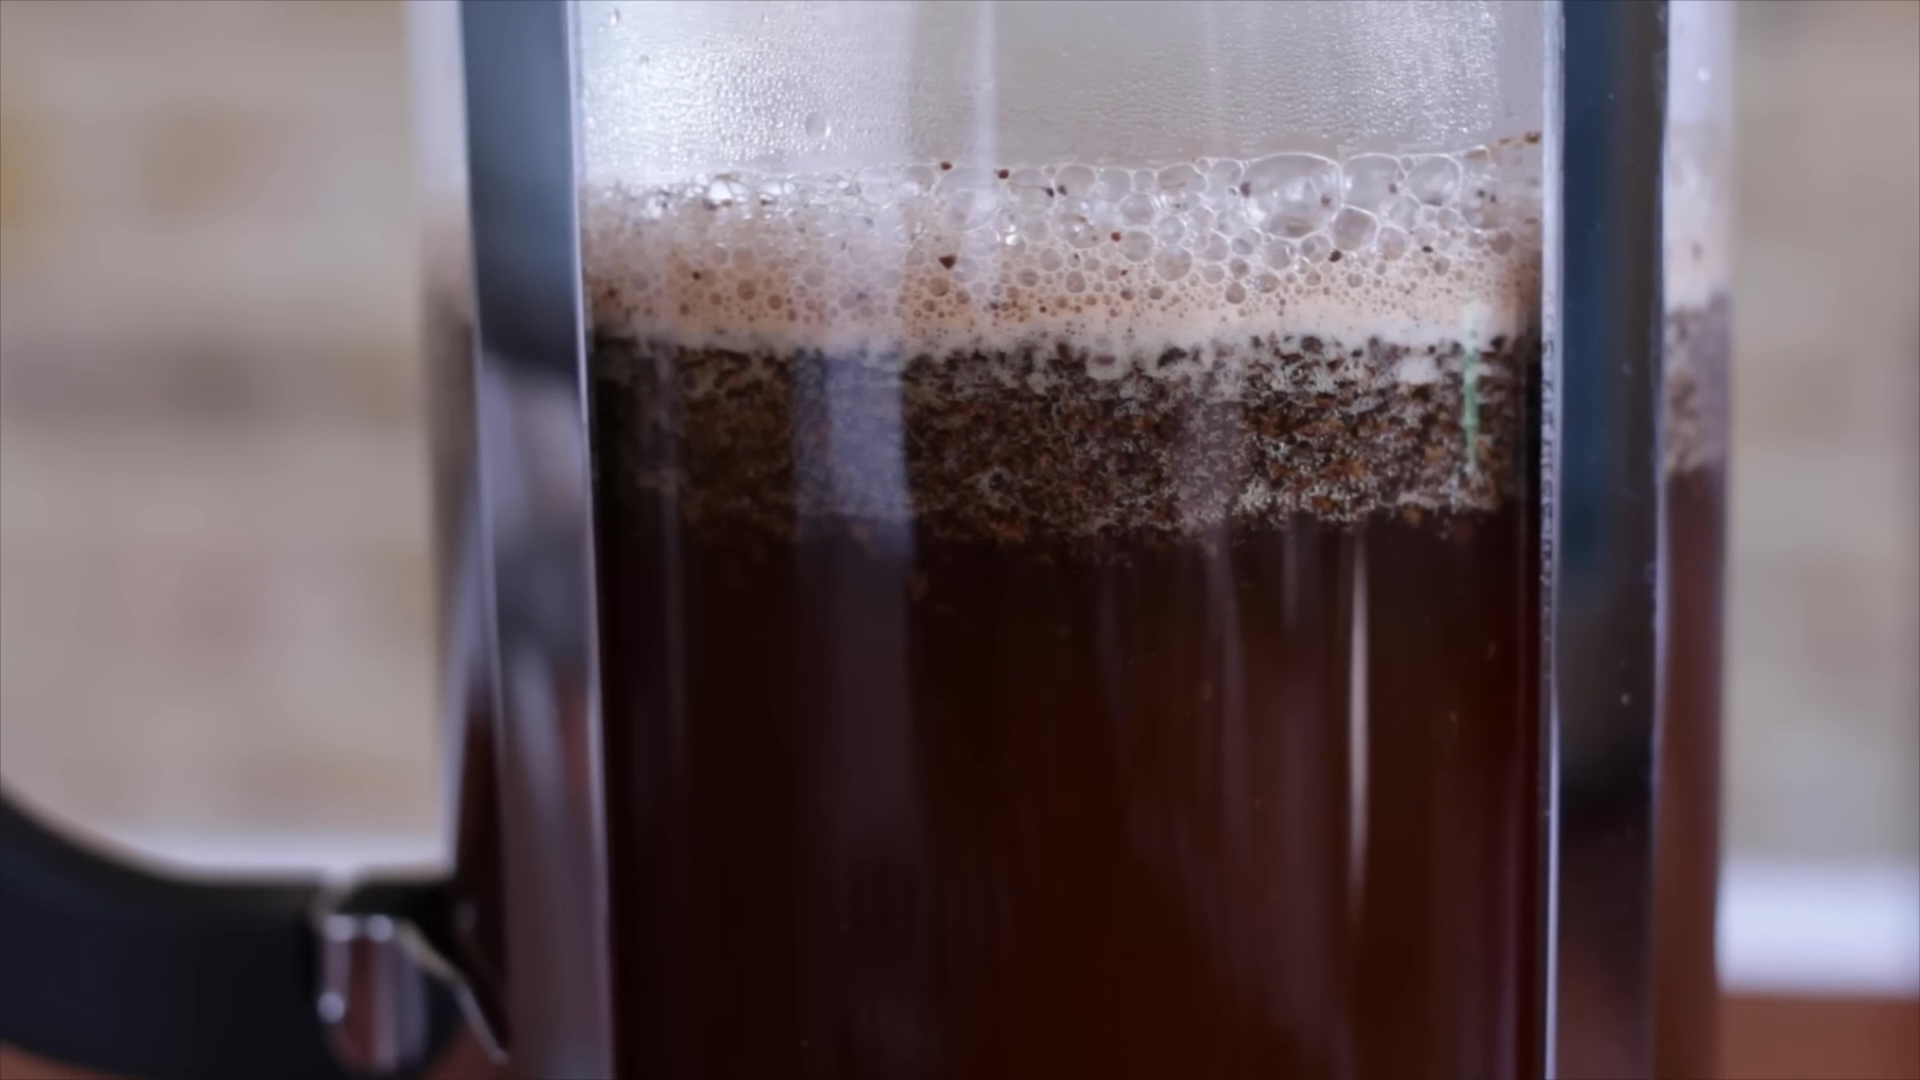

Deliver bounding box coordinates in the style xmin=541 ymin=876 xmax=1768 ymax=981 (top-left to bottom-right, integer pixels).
xmin=6 ymin=994 xmax=1917 ymax=1079
xmin=0 ymin=1037 xmax=503 ymax=1079
xmin=1719 ymin=994 xmax=1920 ymax=1080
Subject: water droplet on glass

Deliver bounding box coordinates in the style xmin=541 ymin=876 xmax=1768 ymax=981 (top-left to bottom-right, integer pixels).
xmin=804 ymin=112 xmax=831 ymax=139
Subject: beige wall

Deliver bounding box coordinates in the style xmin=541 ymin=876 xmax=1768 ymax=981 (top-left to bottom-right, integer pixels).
xmin=0 ymin=0 xmax=442 ymax=857
xmin=1725 ymin=0 xmax=1919 ymax=862
xmin=0 ymin=0 xmax=1915 ymax=869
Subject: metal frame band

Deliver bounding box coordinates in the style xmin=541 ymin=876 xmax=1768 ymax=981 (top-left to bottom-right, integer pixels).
xmin=458 ymin=2 xmax=614 ymax=1075
xmin=1544 ymin=2 xmax=1669 ymax=1076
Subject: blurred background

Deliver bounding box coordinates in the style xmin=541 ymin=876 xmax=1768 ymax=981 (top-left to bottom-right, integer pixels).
xmin=1 ymin=1 xmax=1915 ymax=1077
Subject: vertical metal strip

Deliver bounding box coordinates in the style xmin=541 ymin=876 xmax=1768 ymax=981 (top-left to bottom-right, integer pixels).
xmin=1536 ymin=8 xmax=1566 ymax=1072
xmin=459 ymin=2 xmax=614 ymax=1076
xmin=1545 ymin=2 xmax=1669 ymax=1077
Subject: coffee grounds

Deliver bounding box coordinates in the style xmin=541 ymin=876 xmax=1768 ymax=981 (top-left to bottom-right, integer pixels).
xmin=591 ymin=331 xmax=1532 ymax=546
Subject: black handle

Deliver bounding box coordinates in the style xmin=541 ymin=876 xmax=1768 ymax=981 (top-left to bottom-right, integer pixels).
xmin=0 ymin=793 xmax=464 ymax=1080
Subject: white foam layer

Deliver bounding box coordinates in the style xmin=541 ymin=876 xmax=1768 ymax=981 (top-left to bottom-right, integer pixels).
xmin=1663 ymin=3 xmax=1736 ymax=310
xmin=583 ymin=144 xmax=1543 ymax=375
xmin=1665 ymin=124 xmax=1734 ymax=311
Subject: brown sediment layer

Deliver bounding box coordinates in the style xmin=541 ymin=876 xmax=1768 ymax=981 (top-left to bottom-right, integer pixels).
xmin=590 ymin=330 xmax=1533 ymax=547
xmin=1664 ymin=294 xmax=1729 ymax=476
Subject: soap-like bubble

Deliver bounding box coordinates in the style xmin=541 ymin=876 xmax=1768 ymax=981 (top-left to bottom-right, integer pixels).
xmin=1154 ymin=245 xmax=1194 ymax=282
xmin=1244 ymin=153 xmax=1343 ymax=238
xmin=1055 ymin=164 xmax=1097 ymax=198
xmin=1344 ymin=154 xmax=1403 ymax=212
xmin=1406 ymin=155 xmax=1462 ymax=207
xmin=1331 ymin=208 xmax=1379 ymax=252
xmin=1119 ymin=192 xmax=1158 ymax=226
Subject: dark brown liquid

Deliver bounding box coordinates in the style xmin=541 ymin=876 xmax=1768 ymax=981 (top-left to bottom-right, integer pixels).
xmin=1653 ymin=298 xmax=1729 ymax=1080
xmin=1653 ymin=464 xmax=1725 ymax=1080
xmin=590 ymin=343 xmax=1540 ymax=1078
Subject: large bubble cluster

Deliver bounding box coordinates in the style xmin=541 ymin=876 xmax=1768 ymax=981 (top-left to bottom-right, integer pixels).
xmin=583 ymin=140 xmax=1543 ymax=377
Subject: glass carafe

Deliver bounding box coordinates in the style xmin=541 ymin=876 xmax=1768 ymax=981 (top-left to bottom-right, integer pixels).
xmin=573 ymin=3 xmax=1546 ymax=1078
xmin=0 ymin=4 xmax=1727 ymax=1079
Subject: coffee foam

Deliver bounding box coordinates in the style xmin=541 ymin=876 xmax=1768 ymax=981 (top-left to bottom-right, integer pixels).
xmin=582 ymin=141 xmax=1543 ymax=378
xmin=1664 ymin=124 xmax=1733 ymax=311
